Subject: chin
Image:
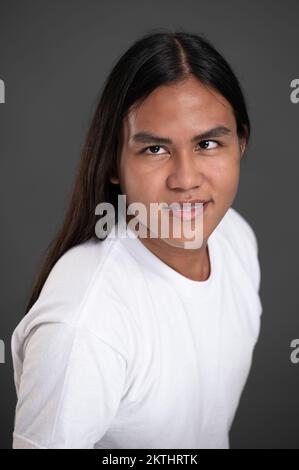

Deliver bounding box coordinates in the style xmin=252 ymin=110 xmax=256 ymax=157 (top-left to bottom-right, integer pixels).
xmin=159 ymin=234 xmax=207 ymax=250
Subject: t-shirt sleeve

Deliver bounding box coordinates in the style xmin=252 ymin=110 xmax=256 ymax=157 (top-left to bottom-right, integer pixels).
xmin=12 ymin=321 xmax=127 ymax=449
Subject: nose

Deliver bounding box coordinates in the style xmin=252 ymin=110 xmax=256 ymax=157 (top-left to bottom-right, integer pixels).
xmin=166 ymin=151 xmax=203 ymax=192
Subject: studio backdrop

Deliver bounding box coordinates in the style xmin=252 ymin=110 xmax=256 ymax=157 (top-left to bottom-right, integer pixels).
xmin=0 ymin=0 xmax=298 ymax=449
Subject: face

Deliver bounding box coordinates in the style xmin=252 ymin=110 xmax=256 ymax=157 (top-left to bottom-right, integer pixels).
xmin=110 ymin=76 xmax=246 ymax=250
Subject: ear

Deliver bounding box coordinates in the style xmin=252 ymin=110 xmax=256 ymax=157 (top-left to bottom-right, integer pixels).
xmin=239 ymin=136 xmax=247 ymax=159
xmin=109 ymin=175 xmax=120 ymax=184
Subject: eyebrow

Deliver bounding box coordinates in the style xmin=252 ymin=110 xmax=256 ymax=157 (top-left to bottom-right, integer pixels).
xmin=131 ymin=126 xmax=232 ymax=145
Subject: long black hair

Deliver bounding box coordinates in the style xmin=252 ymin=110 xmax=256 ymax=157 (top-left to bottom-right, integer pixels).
xmin=25 ymin=27 xmax=251 ymax=314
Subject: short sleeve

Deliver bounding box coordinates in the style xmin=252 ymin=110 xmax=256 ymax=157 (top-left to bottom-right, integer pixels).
xmin=12 ymin=321 xmax=127 ymax=449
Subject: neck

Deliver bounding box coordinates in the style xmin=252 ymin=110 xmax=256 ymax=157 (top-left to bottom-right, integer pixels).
xmin=128 ymin=219 xmax=211 ymax=282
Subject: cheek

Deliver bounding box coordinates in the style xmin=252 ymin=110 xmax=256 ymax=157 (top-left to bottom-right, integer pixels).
xmin=209 ymin=156 xmax=240 ymax=194
xmin=120 ymin=159 xmax=160 ymax=204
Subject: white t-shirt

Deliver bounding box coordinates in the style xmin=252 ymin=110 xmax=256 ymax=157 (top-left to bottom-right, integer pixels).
xmin=11 ymin=207 xmax=263 ymax=449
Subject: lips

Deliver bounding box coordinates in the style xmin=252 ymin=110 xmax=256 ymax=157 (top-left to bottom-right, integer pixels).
xmin=170 ymin=202 xmax=205 ymax=211
xmin=173 ymin=199 xmax=208 ymax=206
xmin=162 ymin=200 xmax=210 ymax=210
xmin=160 ymin=201 xmax=211 ymax=221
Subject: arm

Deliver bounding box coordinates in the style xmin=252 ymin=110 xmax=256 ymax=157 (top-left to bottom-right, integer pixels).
xmin=12 ymin=321 xmax=127 ymax=449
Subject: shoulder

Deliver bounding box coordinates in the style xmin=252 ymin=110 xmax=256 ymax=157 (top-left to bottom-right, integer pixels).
xmin=215 ymin=207 xmax=261 ymax=292
xmin=16 ymin=234 xmax=128 ymax=332
xmin=12 ymin=234 xmax=132 ymax=364
xmin=216 ymin=206 xmax=258 ymax=254
xmin=39 ymin=236 xmax=118 ymax=309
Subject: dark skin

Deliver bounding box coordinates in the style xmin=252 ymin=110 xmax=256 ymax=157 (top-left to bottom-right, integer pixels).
xmin=110 ymin=76 xmax=246 ymax=282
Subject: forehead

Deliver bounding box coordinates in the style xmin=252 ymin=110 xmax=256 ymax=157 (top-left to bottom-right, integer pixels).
xmin=123 ymin=76 xmax=236 ymax=140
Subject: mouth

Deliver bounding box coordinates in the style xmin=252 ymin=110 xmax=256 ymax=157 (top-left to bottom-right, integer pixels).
xmin=160 ymin=200 xmax=212 ymax=220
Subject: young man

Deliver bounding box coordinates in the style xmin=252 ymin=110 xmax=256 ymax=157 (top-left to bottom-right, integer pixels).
xmin=11 ymin=30 xmax=262 ymax=449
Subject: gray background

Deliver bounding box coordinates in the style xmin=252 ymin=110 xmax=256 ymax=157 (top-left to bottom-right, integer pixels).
xmin=0 ymin=0 xmax=298 ymax=449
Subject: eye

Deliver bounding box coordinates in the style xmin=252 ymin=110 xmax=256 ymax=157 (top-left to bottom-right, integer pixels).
xmin=198 ymin=140 xmax=220 ymax=150
xmin=141 ymin=145 xmax=166 ymax=155
xmin=140 ymin=140 xmax=222 ymax=156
